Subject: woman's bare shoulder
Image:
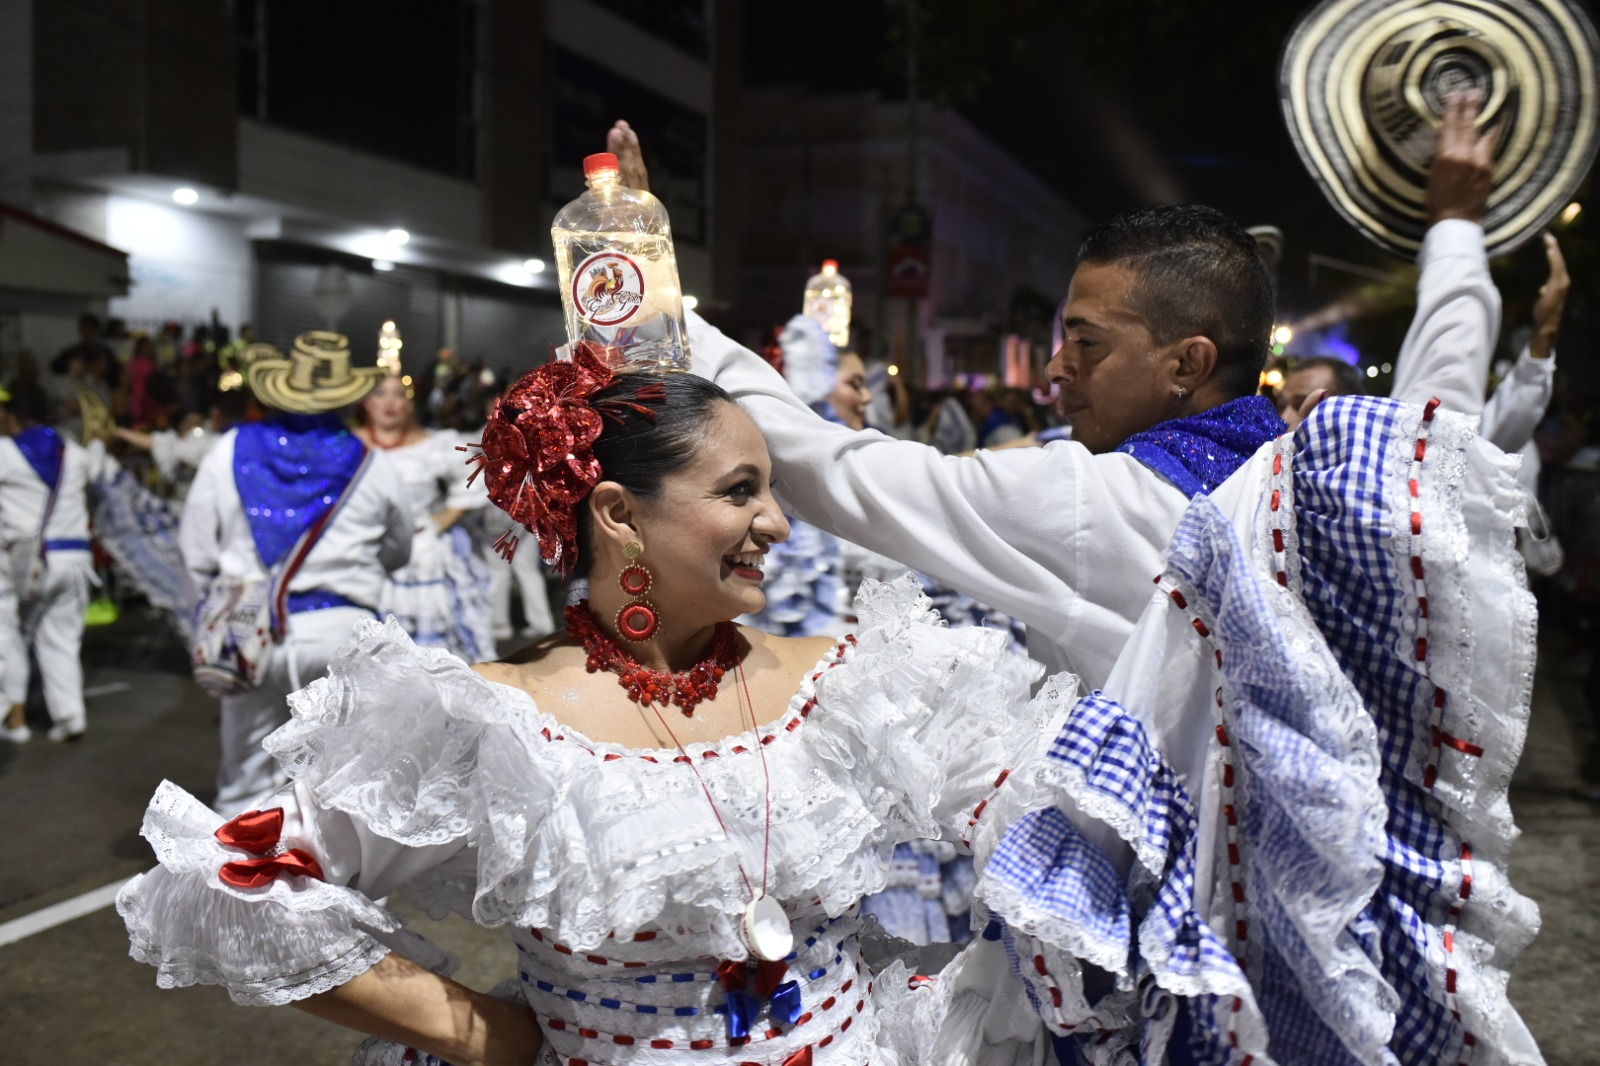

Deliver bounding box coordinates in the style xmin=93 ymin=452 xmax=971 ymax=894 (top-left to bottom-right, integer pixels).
xmin=736 ymin=628 xmax=843 ymax=673
xmin=472 ymin=632 xmax=582 ymax=691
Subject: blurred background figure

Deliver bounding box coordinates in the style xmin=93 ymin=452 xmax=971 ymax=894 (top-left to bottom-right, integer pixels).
xmin=354 ymin=369 xmax=495 ymax=662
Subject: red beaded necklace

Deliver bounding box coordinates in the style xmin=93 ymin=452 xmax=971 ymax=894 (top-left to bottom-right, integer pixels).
xmin=564 ymin=601 xmax=742 ymax=717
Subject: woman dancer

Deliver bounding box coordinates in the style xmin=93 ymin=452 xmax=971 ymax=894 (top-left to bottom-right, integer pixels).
xmin=355 ymin=371 xmax=495 ymax=662
xmin=119 ymin=351 xmax=1049 ymax=1065
xmin=739 ymin=315 xmax=854 ymax=636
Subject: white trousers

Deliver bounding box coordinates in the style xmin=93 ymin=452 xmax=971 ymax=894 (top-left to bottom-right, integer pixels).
xmin=489 ymin=545 xmax=554 ymax=640
xmin=214 ymin=606 xmax=371 ymax=817
xmin=2 ymin=555 xmax=90 ymax=727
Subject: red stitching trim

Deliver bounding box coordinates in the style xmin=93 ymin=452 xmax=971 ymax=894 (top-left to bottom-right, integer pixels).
xmin=536 ymin=976 xmax=870 ymax=1057
xmin=961 ymin=767 xmax=1016 ymax=847
xmin=1411 ymin=402 xmax=1485 ymax=802
xmin=1266 ymin=438 xmax=1294 ymax=588
xmin=1156 ymin=571 xmax=1250 ymax=1055
xmin=1443 ymin=842 xmax=1477 ymax=1064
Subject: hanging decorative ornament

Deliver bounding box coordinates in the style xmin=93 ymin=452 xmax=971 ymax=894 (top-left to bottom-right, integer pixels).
xmin=1280 ymin=0 xmax=1599 ymax=258
xmin=742 ymin=893 xmax=795 ymax=962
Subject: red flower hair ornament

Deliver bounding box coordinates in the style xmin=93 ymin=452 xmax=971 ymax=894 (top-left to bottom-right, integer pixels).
xmin=463 ymin=342 xmax=667 ymax=573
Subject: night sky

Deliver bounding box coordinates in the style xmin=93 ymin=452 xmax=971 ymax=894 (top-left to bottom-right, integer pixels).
xmin=744 ymin=0 xmax=1590 ymax=365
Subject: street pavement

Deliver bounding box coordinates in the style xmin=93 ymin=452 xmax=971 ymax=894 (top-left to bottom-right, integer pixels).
xmin=1 ymin=611 xmax=1595 ymax=1065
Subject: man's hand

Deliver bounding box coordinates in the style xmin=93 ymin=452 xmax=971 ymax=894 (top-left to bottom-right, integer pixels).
xmin=1425 ymin=89 xmax=1501 ymax=225
xmin=1530 ymin=233 xmax=1570 ymax=360
xmin=607 ymin=120 xmax=651 ymax=194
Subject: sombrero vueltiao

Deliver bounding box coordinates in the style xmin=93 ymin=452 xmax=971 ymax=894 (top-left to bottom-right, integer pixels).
xmin=247 ymin=332 xmax=385 ymax=414
xmin=77 ymin=388 xmax=115 ymax=443
xmin=1281 ymin=0 xmax=1599 ymax=258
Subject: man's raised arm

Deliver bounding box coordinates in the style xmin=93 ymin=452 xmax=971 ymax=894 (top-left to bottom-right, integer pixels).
xmin=1390 ymin=90 xmax=1503 ymax=415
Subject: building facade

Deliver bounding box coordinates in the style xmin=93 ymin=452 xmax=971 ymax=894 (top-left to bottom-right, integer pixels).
xmin=739 ymin=87 xmax=1086 ymax=387
xmin=1 ymin=0 xmax=740 ymax=375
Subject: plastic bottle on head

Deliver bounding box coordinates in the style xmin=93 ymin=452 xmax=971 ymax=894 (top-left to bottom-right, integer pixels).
xmin=552 ymin=152 xmax=691 ymax=371
xmin=803 ymin=259 xmax=852 ymax=350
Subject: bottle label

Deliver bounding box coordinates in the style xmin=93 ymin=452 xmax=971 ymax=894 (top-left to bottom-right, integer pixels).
xmin=573 ymin=251 xmax=646 ymax=327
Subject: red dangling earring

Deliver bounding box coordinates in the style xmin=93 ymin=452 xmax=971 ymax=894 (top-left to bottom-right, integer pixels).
xmin=616 ymin=541 xmax=659 ymax=642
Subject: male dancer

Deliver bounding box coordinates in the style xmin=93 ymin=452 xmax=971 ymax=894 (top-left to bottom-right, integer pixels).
xmin=617 ymin=92 xmax=1500 ymax=687
xmin=180 ymin=332 xmax=412 ymax=815
xmin=0 ymin=383 xmax=98 ymax=742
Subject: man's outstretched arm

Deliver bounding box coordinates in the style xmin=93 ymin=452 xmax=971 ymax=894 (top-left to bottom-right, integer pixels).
xmin=689 ymin=312 xmax=1186 ymax=681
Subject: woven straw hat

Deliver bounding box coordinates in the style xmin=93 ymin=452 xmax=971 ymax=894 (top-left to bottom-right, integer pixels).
xmin=1281 ymin=0 xmax=1599 ymax=258
xmin=247 ymin=332 xmax=384 ymax=413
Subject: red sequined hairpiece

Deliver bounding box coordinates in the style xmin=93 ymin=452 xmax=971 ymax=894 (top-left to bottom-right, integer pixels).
xmin=462 ymin=342 xmax=665 ymax=573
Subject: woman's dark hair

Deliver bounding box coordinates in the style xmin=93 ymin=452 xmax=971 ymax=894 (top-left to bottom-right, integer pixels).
xmin=573 ymin=370 xmax=736 ymax=578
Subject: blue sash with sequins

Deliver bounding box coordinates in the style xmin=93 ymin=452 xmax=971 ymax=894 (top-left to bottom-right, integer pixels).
xmin=232 ymin=414 xmax=368 ymax=569
xmin=14 ymin=426 xmax=63 ymax=490
xmin=1116 ymin=395 xmax=1285 ymax=499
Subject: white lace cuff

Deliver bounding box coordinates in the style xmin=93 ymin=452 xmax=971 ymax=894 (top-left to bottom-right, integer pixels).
xmin=117 ymin=781 xmax=402 ymax=1006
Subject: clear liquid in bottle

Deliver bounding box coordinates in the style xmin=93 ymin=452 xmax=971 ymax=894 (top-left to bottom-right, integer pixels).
xmin=803 ymin=259 xmax=852 ymax=349
xmin=552 ymin=152 xmax=690 ymax=371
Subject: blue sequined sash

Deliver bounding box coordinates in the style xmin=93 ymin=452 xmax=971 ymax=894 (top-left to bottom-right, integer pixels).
xmin=232 ymin=415 xmax=368 ymax=569
xmin=14 ymin=426 xmax=63 ymax=490
xmin=1116 ymin=395 xmax=1285 ymax=499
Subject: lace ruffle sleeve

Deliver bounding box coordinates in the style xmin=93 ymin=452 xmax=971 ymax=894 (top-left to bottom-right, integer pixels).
xmin=811 ymin=574 xmax=1047 ymax=847
xmin=118 ymin=622 xmax=492 ymax=1006
xmin=116 ymin=779 xmax=468 ymax=1006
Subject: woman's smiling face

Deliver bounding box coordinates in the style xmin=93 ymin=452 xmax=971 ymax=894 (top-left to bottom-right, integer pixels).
xmin=605 ymin=402 xmax=790 ymax=624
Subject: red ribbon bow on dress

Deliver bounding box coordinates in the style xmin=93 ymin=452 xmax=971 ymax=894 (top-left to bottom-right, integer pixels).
xmin=214 ymin=807 xmax=325 ymax=889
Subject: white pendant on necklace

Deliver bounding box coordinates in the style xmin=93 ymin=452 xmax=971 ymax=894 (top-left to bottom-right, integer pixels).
xmin=742 ymin=893 xmax=793 ymax=962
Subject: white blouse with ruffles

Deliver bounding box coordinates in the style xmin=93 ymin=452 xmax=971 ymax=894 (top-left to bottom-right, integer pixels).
xmin=118 ymin=575 xmax=1052 ymax=1066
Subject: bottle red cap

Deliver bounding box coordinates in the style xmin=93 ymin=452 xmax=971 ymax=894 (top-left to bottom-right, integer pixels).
xmin=822 ymin=258 xmax=839 ymax=271
xmin=584 ymin=153 xmax=621 ymax=176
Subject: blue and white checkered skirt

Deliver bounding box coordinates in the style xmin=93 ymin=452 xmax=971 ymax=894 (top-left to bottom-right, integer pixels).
xmin=975 ymin=396 xmax=1541 ymax=1066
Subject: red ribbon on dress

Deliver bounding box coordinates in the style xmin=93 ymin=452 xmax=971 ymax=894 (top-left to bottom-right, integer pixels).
xmin=213 ymin=807 xmax=325 ymax=888
xmin=781 ymin=1047 xmax=813 ymax=1066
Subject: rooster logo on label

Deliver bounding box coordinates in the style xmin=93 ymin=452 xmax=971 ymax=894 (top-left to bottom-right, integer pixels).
xmin=574 ymin=252 xmax=646 ymax=326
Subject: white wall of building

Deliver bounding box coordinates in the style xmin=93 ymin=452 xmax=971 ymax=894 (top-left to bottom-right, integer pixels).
xmin=106 ymin=195 xmax=254 ymax=331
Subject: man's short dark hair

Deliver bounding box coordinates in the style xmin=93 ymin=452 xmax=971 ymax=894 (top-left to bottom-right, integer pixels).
xmin=1290 ymin=356 xmax=1365 ymax=396
xmin=2 ymin=382 xmax=52 ymax=426
xmin=1078 ymin=205 xmax=1274 ymax=399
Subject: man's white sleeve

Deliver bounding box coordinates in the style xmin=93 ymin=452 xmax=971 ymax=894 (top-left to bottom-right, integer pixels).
xmin=1389 ymin=219 xmax=1502 ymax=416
xmin=178 ymin=447 xmax=225 ymax=594
xmin=1479 ymin=346 xmax=1555 ymax=454
xmin=689 ymin=312 xmax=1184 ymax=681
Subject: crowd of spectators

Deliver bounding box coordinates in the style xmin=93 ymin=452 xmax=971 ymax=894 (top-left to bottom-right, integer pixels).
xmin=0 ymin=314 xmax=515 ymax=493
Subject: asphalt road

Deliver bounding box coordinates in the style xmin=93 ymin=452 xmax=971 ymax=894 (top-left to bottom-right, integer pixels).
xmin=1 ymin=613 xmax=1595 ymax=1065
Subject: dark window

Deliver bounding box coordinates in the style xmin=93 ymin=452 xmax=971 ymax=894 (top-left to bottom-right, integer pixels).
xmin=549 ymin=46 xmax=708 ymax=245
xmin=237 ymin=0 xmax=479 ymax=180
xmin=590 ymin=0 xmax=708 ymax=60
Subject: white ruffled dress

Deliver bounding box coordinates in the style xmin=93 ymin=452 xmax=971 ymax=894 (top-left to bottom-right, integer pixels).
xmin=375 ymin=431 xmax=495 ymax=663
xmin=118 ymin=576 xmax=1045 ymax=1065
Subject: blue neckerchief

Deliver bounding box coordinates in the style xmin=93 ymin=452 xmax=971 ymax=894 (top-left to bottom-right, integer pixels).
xmin=1116 ymin=395 xmax=1285 ymax=499
xmin=14 ymin=426 xmax=63 ymax=489
xmin=233 ymin=414 xmax=367 ymax=569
